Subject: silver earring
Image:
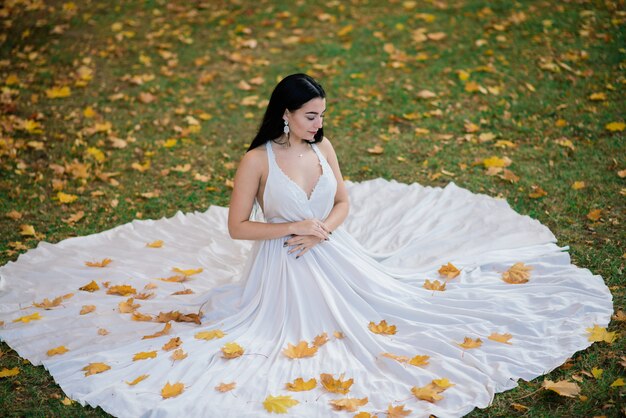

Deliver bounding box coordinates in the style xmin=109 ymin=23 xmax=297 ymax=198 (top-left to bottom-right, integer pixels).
xmin=283 ymin=120 xmax=290 ymax=134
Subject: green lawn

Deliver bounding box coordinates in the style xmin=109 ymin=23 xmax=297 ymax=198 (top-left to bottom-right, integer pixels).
xmin=0 ymin=0 xmax=624 ymax=416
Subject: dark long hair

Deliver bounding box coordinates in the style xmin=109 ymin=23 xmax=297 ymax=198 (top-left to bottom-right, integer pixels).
xmin=247 ymin=73 xmax=326 ymax=151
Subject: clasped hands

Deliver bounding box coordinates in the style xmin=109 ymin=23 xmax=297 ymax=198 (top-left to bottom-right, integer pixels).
xmin=284 ymin=218 xmax=332 ymax=259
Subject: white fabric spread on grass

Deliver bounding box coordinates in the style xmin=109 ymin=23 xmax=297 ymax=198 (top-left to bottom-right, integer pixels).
xmin=0 ymin=140 xmax=613 ymax=417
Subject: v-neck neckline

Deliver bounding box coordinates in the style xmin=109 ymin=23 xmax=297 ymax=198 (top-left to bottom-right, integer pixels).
xmin=269 ymin=140 xmax=324 ymax=201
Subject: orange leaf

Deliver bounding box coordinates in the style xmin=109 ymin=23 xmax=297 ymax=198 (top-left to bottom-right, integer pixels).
xmin=387 ymin=404 xmax=412 ymax=417
xmin=170 ymin=349 xmax=187 ymax=361
xmin=157 ymin=275 xmax=188 ymax=283
xmin=80 ymin=305 xmax=96 ymax=315
xmin=329 ymin=396 xmax=368 ymax=412
xmin=133 ymin=351 xmax=157 ymax=361
xmin=82 ymin=362 xmax=110 ymax=376
xmin=488 ymin=332 xmax=513 ymax=344
xmin=215 ymin=382 xmax=236 ymax=392
xmin=132 ymin=311 xmax=153 ymax=322
xmin=423 ymin=279 xmax=446 ymax=291
xmin=155 ymin=311 xmax=201 ymax=324
xmin=118 ymin=298 xmax=139 ymax=313
xmin=126 ymin=374 xmax=149 ymax=386
xmin=411 ymin=384 xmax=443 ymax=403
xmin=438 ymin=262 xmax=460 ymax=279
xmin=79 ymin=280 xmax=100 ymax=292
xmin=134 ymin=292 xmax=155 ymax=300
xmin=146 ymin=240 xmax=163 ymax=248
xmin=381 ymin=352 xmax=409 ymax=363
xmin=107 ymin=285 xmax=137 ymax=296
xmin=142 ymin=322 xmax=171 ymax=339
xmin=367 ymin=144 xmax=384 ymax=155
xmin=282 ymin=341 xmax=318 ymax=359
xmin=85 ymin=258 xmax=112 ymax=267
xmin=161 ymin=382 xmax=184 ymax=399
xmin=457 ymin=337 xmax=482 ymax=349
xmin=221 ymin=342 xmax=244 ymax=359
xmin=33 ymin=296 xmax=63 ymax=309
xmin=502 ymin=262 xmax=532 ymax=284
xmin=320 ymin=373 xmax=353 ymax=394
xmin=408 ymin=355 xmax=430 ymax=367
xmin=162 ymin=337 xmax=182 ymax=351
xmin=586 ymin=209 xmax=602 ymax=221
xmin=368 ymin=319 xmax=396 ymax=335
xmin=333 ymin=331 xmax=344 ymax=339
xmin=98 ymin=328 xmax=109 ymax=336
xmin=285 ymin=377 xmax=317 ymax=392
xmin=47 ymin=346 xmax=69 ymax=356
xmin=312 ymin=332 xmax=329 ymax=347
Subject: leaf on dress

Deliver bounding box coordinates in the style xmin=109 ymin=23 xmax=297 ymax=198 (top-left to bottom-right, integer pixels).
xmin=33 ymin=296 xmax=63 ymax=309
xmin=502 ymin=262 xmax=532 ymax=284
xmin=107 ymin=285 xmax=137 ymax=296
xmin=133 ymin=351 xmax=157 ymax=361
xmin=161 ymin=382 xmax=184 ymax=399
xmin=146 ymin=240 xmax=163 ymax=248
xmin=215 ymin=382 xmax=236 ymax=392
xmin=282 ymin=341 xmax=318 ymax=359
xmin=132 ymin=311 xmax=153 ymax=322
xmin=98 ymin=328 xmax=109 ymax=336
xmin=221 ymin=342 xmax=244 ymax=359
xmin=134 ymin=292 xmax=155 ymax=300
xmin=126 ymin=374 xmax=149 ymax=386
xmin=162 ymin=337 xmax=182 ymax=351
xmin=488 ymin=332 xmax=513 ymax=344
xmin=411 ymin=378 xmax=454 ymax=403
xmin=142 ymin=322 xmax=172 ymax=339
xmin=82 ymin=362 xmax=110 ymax=376
xmin=171 ymin=267 xmax=203 ymax=276
xmin=155 ymin=311 xmax=202 ymax=324
xmin=586 ymin=324 xmax=617 ymax=344
xmin=408 ymin=355 xmax=430 ymax=367
xmin=423 ymin=279 xmax=446 ymax=291
xmin=329 ymin=396 xmax=368 ymax=412
xmin=195 ymin=330 xmax=226 ymax=340
xmin=368 ymin=319 xmax=397 ymax=335
xmin=118 ymin=298 xmax=139 ymax=313
xmin=0 ymin=367 xmax=20 ymax=378
xmin=320 ymin=373 xmax=353 ymax=394
xmin=80 ymin=305 xmax=96 ymax=315
xmin=457 ymin=337 xmax=482 ymax=349
xmin=387 ymin=404 xmax=412 ymax=417
xmin=381 ymin=352 xmax=409 ymax=363
xmin=263 ymin=394 xmax=299 ymax=414
xmin=438 ymin=262 xmax=460 ymax=279
xmin=542 ymin=379 xmax=580 ymax=397
xmin=85 ymin=258 xmax=112 ymax=267
xmin=157 ymin=275 xmax=188 ymax=283
xmin=47 ymin=346 xmax=69 ymax=356
xmin=312 ymin=332 xmax=329 ymax=347
xmin=79 ymin=280 xmax=100 ymax=292
xmin=170 ymin=348 xmax=187 ymax=361
xmin=285 ymin=377 xmax=317 ymax=392
xmin=333 ymin=331 xmax=345 ymax=339
xmin=172 ymin=289 xmax=194 ymax=295
xmin=12 ymin=312 xmax=42 ymax=323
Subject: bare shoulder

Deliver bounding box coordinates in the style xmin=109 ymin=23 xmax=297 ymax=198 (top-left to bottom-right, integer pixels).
xmin=317 ymin=136 xmax=337 ymax=160
xmin=239 ymin=144 xmax=267 ymax=168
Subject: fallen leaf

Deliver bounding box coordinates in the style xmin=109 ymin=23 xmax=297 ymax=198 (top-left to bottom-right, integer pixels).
xmin=510 ymin=402 xmax=529 ymax=412
xmin=47 ymin=346 xmax=69 ymax=356
xmin=591 ymin=367 xmax=603 ymax=379
xmin=312 ymin=332 xmax=328 ymax=347
xmin=387 ymin=404 xmax=412 ymax=417
xmin=147 ymin=240 xmax=164 ymax=248
xmin=502 ymin=262 xmax=532 ymax=284
xmin=33 ymin=296 xmax=63 ymax=309
xmin=118 ymin=298 xmax=139 ymax=313
xmin=542 ymin=379 xmax=580 ymax=397
xmin=368 ymin=319 xmax=397 ymax=335
xmin=172 ymin=267 xmax=203 ymax=276
xmin=586 ymin=209 xmax=602 ymax=221
xmin=82 ymin=362 xmax=110 ymax=376
xmin=162 ymin=337 xmax=182 ymax=351
xmin=170 ymin=349 xmax=187 ymax=361
xmin=195 ymin=330 xmax=226 ymax=340
xmin=329 ymin=396 xmax=368 ymax=412
xmin=283 ymin=341 xmax=318 ymax=359
xmin=320 ymin=373 xmax=353 ymax=394
xmin=172 ymin=289 xmax=194 ymax=295
xmin=107 ymin=285 xmax=137 ymax=296
xmin=60 ymin=397 xmax=74 ymax=406
xmin=610 ymin=378 xmax=625 ymax=387
xmin=221 ymin=342 xmax=244 ymax=359
xmin=161 ymin=382 xmax=184 ymax=399
xmin=423 ymin=279 xmax=446 ymax=291
xmin=133 ymin=351 xmax=157 ymax=361
xmin=79 ymin=280 xmax=100 ymax=292
xmin=528 ymin=185 xmax=548 ymax=199
xmin=80 ymin=305 xmax=96 ymax=315
xmin=85 ymin=258 xmax=112 ymax=267
xmin=586 ymin=324 xmax=617 ymax=344
xmin=216 ymin=382 xmax=236 ymax=392
xmin=126 ymin=374 xmax=149 ymax=386
xmin=457 ymin=337 xmax=482 ymax=349
xmin=98 ymin=328 xmax=109 ymax=336
xmin=263 ymin=394 xmax=299 ymax=414
xmin=605 ymin=121 xmax=625 ymax=132
xmin=0 ymin=367 xmax=19 ymax=378
xmin=408 ymin=355 xmax=430 ymax=367
xmin=488 ymin=332 xmax=513 ymax=344
xmin=12 ymin=312 xmax=42 ymax=323
xmin=411 ymin=383 xmax=443 ymax=403
xmin=142 ymin=322 xmax=172 ymax=339
xmin=367 ymin=144 xmax=384 ymax=155
xmin=438 ymin=263 xmax=460 ymax=279
xmin=286 ymin=377 xmax=317 ymax=392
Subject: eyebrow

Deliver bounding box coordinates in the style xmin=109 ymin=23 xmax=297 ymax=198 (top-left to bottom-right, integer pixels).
xmin=305 ymin=109 xmax=327 ymax=114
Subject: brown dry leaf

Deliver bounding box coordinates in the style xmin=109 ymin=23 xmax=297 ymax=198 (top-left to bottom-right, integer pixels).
xmin=33 ymin=296 xmax=63 ymax=309
xmin=367 ymin=144 xmax=384 ymax=155
xmin=502 ymin=262 xmax=533 ymax=284
xmin=542 ymin=379 xmax=581 ymax=397
xmin=47 ymin=346 xmax=69 ymax=356
xmin=457 ymin=337 xmax=483 ymax=349
xmin=142 ymin=322 xmax=172 ymax=339
xmin=162 ymin=337 xmax=182 ymax=351
xmin=329 ymin=396 xmax=368 ymax=412
xmin=215 ymin=382 xmax=236 ymax=392
xmin=221 ymin=342 xmax=244 ymax=359
xmin=170 ymin=349 xmax=187 ymax=361
xmin=85 ymin=258 xmax=112 ymax=268
xmin=586 ymin=209 xmax=602 ymax=221
xmin=283 ymin=341 xmax=318 ymax=359
xmin=195 ymin=330 xmax=226 ymax=340
xmin=612 ymin=310 xmax=626 ymax=322
xmin=134 ymin=292 xmax=154 ymax=300
xmin=263 ymin=394 xmax=299 ymax=414
xmin=107 ymin=285 xmax=137 ymax=296
xmin=528 ymin=185 xmax=547 ymax=199
xmin=438 ymin=263 xmax=460 ymax=279
xmin=286 ymin=377 xmax=317 ymax=392
xmin=5 ymin=210 xmax=22 ymax=220
xmin=126 ymin=374 xmax=149 ymax=386
xmin=146 ymin=240 xmax=164 ymax=248
xmin=510 ymin=402 xmax=529 ymax=412
xmin=82 ymin=362 xmax=110 ymax=376
xmin=172 ymin=289 xmax=194 ymax=295
xmin=79 ymin=280 xmax=100 ymax=292
xmin=0 ymin=367 xmax=19 ymax=377
xmin=98 ymin=328 xmax=109 ymax=336
xmin=572 ymin=181 xmax=586 ymax=190
xmin=132 ymin=311 xmax=153 ymax=322
xmin=423 ymin=279 xmax=446 ymax=291
xmin=80 ymin=305 xmax=96 ymax=315
xmin=312 ymin=332 xmax=329 ymax=347
xmin=118 ymin=298 xmax=139 ymax=313
xmin=155 ymin=311 xmax=201 ymax=325
xmin=488 ymin=332 xmax=513 ymax=344
xmin=387 ymin=404 xmax=412 ymax=417
xmin=133 ymin=351 xmax=157 ymax=361
xmin=161 ymin=382 xmax=184 ymax=399
xmin=368 ymin=319 xmax=397 ymax=335
xmin=12 ymin=312 xmax=42 ymax=323
xmin=320 ymin=373 xmax=353 ymax=394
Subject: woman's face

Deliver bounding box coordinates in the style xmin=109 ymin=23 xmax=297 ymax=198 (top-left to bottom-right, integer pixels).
xmin=284 ymin=97 xmax=326 ymax=141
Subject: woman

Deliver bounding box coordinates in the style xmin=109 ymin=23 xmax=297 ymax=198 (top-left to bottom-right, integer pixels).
xmin=0 ymin=74 xmax=614 ymax=418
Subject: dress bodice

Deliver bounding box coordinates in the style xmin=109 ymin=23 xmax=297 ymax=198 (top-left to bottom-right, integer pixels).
xmin=260 ymin=139 xmax=337 ymax=225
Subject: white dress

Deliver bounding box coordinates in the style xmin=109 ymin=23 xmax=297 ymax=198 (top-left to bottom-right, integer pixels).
xmin=0 ymin=140 xmax=613 ymax=417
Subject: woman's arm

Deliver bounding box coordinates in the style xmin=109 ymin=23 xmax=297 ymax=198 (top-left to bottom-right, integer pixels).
xmin=227 ymin=147 xmax=330 ymax=241
xmin=319 ymin=137 xmax=350 ymax=232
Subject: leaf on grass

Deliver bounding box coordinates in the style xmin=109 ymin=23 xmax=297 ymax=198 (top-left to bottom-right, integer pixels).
xmin=329 ymin=396 xmax=368 ymax=412
xmin=610 ymin=378 xmax=625 ymax=387
xmin=0 ymin=367 xmax=19 ymax=378
xmin=161 ymin=382 xmax=184 ymax=399
xmin=85 ymin=258 xmax=112 ymax=267
xmin=83 ymin=362 xmax=110 ymax=376
xmin=586 ymin=324 xmax=617 ymax=344
xmin=320 ymin=373 xmax=353 ymax=394
xmin=126 ymin=374 xmax=149 ymax=386
xmin=591 ymin=367 xmax=603 ymax=379
xmin=60 ymin=397 xmax=74 ymax=406
xmin=263 ymin=394 xmax=299 ymax=414
xmin=488 ymin=332 xmax=513 ymax=344
xmin=586 ymin=209 xmax=602 ymax=222
xmin=438 ymin=262 xmax=460 ymax=279
xmin=216 ymin=382 xmax=236 ymax=392
xmin=605 ymin=121 xmax=625 ymax=132
xmin=286 ymin=377 xmax=317 ymax=392
xmin=12 ymin=312 xmax=42 ymax=323
xmin=107 ymin=285 xmax=137 ymax=296
xmin=502 ymin=262 xmax=532 ymax=284
xmin=368 ymin=319 xmax=397 ymax=335
xmin=79 ymin=280 xmax=100 ymax=292
xmin=162 ymin=337 xmax=182 ymax=351
xmin=80 ymin=305 xmax=96 ymax=315
xmin=142 ymin=322 xmax=172 ymax=339
xmin=542 ymin=379 xmax=580 ymax=397
xmin=47 ymin=346 xmax=69 ymax=356
xmin=221 ymin=342 xmax=244 ymax=359
xmin=457 ymin=337 xmax=482 ymax=349
xmin=195 ymin=330 xmax=226 ymax=340
xmin=283 ymin=341 xmax=318 ymax=359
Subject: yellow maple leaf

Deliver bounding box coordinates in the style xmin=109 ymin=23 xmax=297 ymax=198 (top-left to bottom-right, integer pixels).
xmin=118 ymin=298 xmax=139 ymax=313
xmin=132 ymin=311 xmax=153 ymax=322
xmin=133 ymin=351 xmax=157 ymax=361
xmin=142 ymin=322 xmax=172 ymax=339
xmin=82 ymin=362 xmax=110 ymax=376
xmin=423 ymin=279 xmax=446 ymax=291
xmin=528 ymin=185 xmax=548 ymax=199
xmin=263 ymin=394 xmax=299 ymax=414
xmin=221 ymin=342 xmax=244 ymax=359
xmin=172 ymin=267 xmax=203 ymax=276
xmin=161 ymin=382 xmax=185 ymax=399
xmin=368 ymin=319 xmax=397 ymax=335
xmin=56 ymin=191 xmax=78 ymax=204
xmin=387 ymin=404 xmax=412 ymax=417
xmin=610 ymin=378 xmax=625 ymax=387
xmin=591 ymin=367 xmax=603 ymax=379
xmin=438 ymin=262 xmax=460 ymax=279
xmin=329 ymin=396 xmax=368 ymax=412
xmin=60 ymin=396 xmax=74 ymax=406
xmin=408 ymin=355 xmax=430 ymax=367
xmin=162 ymin=337 xmax=182 ymax=351
xmin=126 ymin=374 xmax=149 ymax=386
xmin=13 ymin=312 xmax=42 ymax=323
xmin=106 ymin=284 xmax=137 ymax=296
xmin=572 ymin=181 xmax=586 ymax=190
xmin=195 ymin=329 xmax=226 ymax=340
xmin=488 ymin=332 xmax=513 ymax=344
xmin=47 ymin=346 xmax=69 ymax=356
xmin=282 ymin=341 xmax=318 ymax=359
xmin=502 ymin=262 xmax=532 ymax=284
xmin=80 ymin=305 xmax=96 ymax=315
xmin=542 ymin=379 xmax=580 ymax=397
xmin=588 ymin=92 xmax=606 ymax=101
xmin=333 ymin=331 xmax=344 ymax=339
xmin=33 ymin=296 xmax=63 ymax=309
xmin=0 ymin=367 xmax=20 ymax=378
xmin=432 ymin=378 xmax=455 ymax=389
xmin=586 ymin=324 xmax=617 ymax=344
xmin=79 ymin=280 xmax=100 ymax=292
xmin=605 ymin=121 xmax=625 ymax=132
xmin=85 ymin=258 xmax=112 ymax=268
xmin=354 ymin=412 xmax=374 ymax=418
xmin=285 ymin=377 xmax=317 ymax=392
xmin=215 ymin=381 xmax=236 ymax=392
xmin=320 ymin=373 xmax=353 ymax=394
xmin=586 ymin=209 xmax=602 ymax=221
xmin=411 ymin=384 xmax=444 ymax=403
xmin=381 ymin=352 xmax=409 ymax=363
xmin=157 ymin=275 xmax=188 ymax=283
xmin=457 ymin=337 xmax=483 ymax=349
xmin=147 ymin=240 xmax=164 ymax=248
xmin=46 ymin=86 xmax=71 ymax=98
xmin=312 ymin=332 xmax=329 ymax=347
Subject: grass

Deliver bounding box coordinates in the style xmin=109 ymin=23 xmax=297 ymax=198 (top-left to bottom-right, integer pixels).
xmin=0 ymin=0 xmax=624 ymax=416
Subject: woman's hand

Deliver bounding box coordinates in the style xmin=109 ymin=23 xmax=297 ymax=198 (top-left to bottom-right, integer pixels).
xmin=288 ymin=219 xmax=331 ymax=240
xmin=284 ymin=234 xmax=327 ymax=258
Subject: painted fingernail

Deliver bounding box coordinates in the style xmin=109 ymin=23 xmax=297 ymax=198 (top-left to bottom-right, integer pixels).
xmin=283 ymin=242 xmax=288 ymax=247
xmin=296 ymin=255 xmax=300 ymax=259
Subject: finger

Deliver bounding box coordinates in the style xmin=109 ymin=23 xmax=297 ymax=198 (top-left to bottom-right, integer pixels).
xmin=296 ymin=246 xmax=310 ymax=258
